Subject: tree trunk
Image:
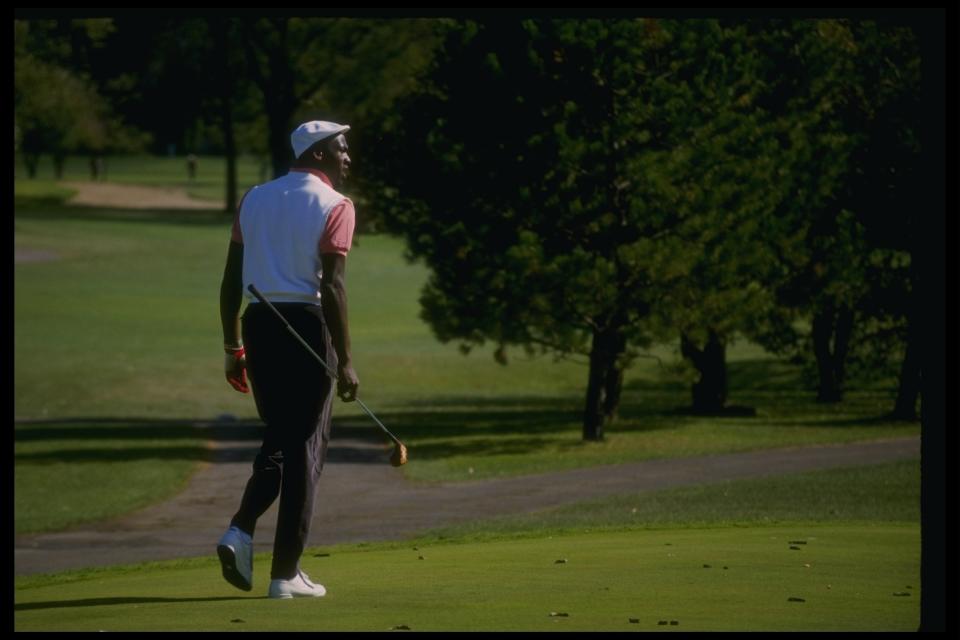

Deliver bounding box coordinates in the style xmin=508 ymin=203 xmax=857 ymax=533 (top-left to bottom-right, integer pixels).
xmin=223 ymin=108 xmax=237 ymax=213
xmin=893 ymin=333 xmax=920 ymax=420
xmin=24 ymin=153 xmax=39 ymax=178
xmin=812 ymin=304 xmax=837 ymax=401
xmin=832 ymin=306 xmax=854 ymax=393
xmin=893 ymin=274 xmax=921 ymax=420
xmin=53 ymin=153 xmax=65 ymax=180
xmin=891 ymin=237 xmax=921 ymax=421
xmin=583 ymin=325 xmax=626 ymax=441
xmin=681 ymin=330 xmax=728 ymax=414
xmin=241 ymin=18 xmax=297 ymax=180
xmin=602 ymin=356 xmax=625 ymax=423
xmin=269 ymin=114 xmax=293 ymax=179
xmin=212 ymin=18 xmax=238 ymax=215
xmin=266 ymin=25 xmax=297 ymax=178
xmin=812 ymin=301 xmax=855 ymax=403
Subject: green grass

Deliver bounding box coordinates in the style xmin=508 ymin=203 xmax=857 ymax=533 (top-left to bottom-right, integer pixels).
xmin=15 ymin=205 xmax=918 ymax=535
xmin=14 ymin=457 xmax=920 ymax=630
xmin=13 ymin=179 xmax=78 ymax=208
xmin=14 ymin=420 xmax=210 ymax=534
xmin=12 ymin=161 xmax=924 ymax=631
xmin=408 ymin=459 xmax=920 ymax=543
xmin=380 ymin=395 xmax=918 ymax=483
xmin=15 ymin=153 xmax=267 ymax=202
xmin=13 ymin=523 xmax=920 ymax=631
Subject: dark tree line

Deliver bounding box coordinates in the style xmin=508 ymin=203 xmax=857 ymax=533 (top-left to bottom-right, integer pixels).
xmin=15 ymin=17 xmax=925 ymax=438
xmin=372 ymin=18 xmax=924 ymax=438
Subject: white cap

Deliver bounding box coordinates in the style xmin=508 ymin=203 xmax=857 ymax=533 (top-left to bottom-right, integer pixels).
xmin=290 ymin=120 xmax=350 ymax=159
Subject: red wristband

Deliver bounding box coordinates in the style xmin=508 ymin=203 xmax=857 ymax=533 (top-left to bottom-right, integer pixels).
xmin=225 ymin=346 xmax=245 ymax=358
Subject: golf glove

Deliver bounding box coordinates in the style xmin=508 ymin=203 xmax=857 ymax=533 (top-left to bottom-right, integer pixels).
xmin=225 ymin=346 xmax=249 ymax=393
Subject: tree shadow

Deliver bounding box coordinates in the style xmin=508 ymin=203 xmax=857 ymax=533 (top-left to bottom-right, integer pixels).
xmin=14 ymin=204 xmax=230 ymax=227
xmin=15 ymin=418 xmax=265 ymax=443
xmin=764 ymin=414 xmax=918 ymax=428
xmin=14 ymin=596 xmax=257 ymax=611
xmin=334 ymin=396 xmax=583 ymax=442
xmin=15 ymin=418 xmax=389 ymax=464
xmin=15 ymin=378 xmax=909 ymax=466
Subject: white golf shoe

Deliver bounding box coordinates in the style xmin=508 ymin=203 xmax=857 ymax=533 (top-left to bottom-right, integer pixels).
xmin=217 ymin=526 xmax=253 ymax=592
xmin=268 ymin=570 xmax=327 ymax=599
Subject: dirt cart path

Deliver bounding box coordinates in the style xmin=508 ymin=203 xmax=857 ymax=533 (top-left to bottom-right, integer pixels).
xmin=14 ymin=423 xmax=920 ymax=577
xmin=61 ymin=181 xmax=224 ymax=210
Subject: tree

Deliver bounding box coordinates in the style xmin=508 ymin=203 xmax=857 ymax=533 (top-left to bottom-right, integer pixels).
xmin=14 ymin=19 xmax=149 ymax=177
xmin=239 ymin=18 xmax=439 ymax=181
xmin=836 ymin=20 xmax=921 ymax=418
xmin=745 ymin=20 xmax=920 ymax=409
xmin=636 ymin=20 xmax=795 ymax=415
xmin=377 ymin=19 xmax=793 ymax=438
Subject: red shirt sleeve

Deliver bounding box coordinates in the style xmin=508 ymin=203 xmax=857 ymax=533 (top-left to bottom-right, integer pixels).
xmin=319 ymin=199 xmax=356 ymax=256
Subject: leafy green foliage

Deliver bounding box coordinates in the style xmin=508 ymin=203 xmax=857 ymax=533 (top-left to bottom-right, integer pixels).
xmin=376 ymin=19 xmax=831 ymax=429
xmin=744 ymin=20 xmax=920 ymax=395
xmin=14 ymin=19 xmax=151 ymax=166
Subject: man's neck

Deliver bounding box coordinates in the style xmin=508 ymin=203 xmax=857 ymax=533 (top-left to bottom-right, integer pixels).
xmin=291 ymin=166 xmax=334 ymax=188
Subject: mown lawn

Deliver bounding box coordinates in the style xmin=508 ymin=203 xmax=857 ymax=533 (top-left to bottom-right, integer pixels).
xmin=15 ymin=194 xmax=917 ymax=533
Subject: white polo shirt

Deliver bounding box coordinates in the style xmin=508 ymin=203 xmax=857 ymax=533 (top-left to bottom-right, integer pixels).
xmin=231 ymin=168 xmax=355 ymax=304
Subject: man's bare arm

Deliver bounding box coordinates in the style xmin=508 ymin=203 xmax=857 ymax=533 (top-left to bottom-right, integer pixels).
xmin=321 ymin=252 xmax=359 ymax=401
xmin=220 ymin=241 xmax=245 ymax=346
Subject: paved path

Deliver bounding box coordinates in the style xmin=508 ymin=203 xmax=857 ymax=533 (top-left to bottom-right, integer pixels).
xmin=14 ymin=423 xmax=919 ymax=577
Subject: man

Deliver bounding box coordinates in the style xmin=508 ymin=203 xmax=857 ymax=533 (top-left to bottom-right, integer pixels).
xmin=217 ymin=120 xmax=360 ymax=599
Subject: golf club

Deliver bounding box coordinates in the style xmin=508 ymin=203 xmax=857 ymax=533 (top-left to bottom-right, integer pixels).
xmin=246 ymin=284 xmax=408 ymax=466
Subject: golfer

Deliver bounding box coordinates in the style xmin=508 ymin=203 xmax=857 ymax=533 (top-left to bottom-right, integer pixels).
xmin=217 ymin=120 xmax=359 ymax=599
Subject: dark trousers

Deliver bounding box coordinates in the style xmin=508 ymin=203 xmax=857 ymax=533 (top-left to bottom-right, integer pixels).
xmin=230 ymin=302 xmax=336 ymax=580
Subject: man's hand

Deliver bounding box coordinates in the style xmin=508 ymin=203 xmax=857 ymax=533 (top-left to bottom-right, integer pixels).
xmin=225 ymin=347 xmax=249 ymax=393
xmin=337 ymin=362 xmax=359 ymax=402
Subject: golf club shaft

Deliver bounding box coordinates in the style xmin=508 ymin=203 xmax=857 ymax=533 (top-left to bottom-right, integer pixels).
xmin=246 ymin=284 xmax=405 ymax=447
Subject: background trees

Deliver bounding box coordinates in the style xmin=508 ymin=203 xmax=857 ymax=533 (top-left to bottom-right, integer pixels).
xmin=376 ymin=19 xmax=795 ymax=436
xmin=744 ymin=20 xmax=921 ymax=413
xmin=14 ymin=15 xmax=926 ymax=433
xmin=14 ymin=19 xmax=150 ymax=178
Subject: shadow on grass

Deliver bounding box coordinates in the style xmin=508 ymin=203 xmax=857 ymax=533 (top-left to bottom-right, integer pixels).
xmin=765 ymin=414 xmax=918 ymax=428
xmin=15 ymin=377 xmax=907 ymax=465
xmin=15 ymin=596 xmax=254 ymax=611
xmin=14 ymin=419 xmax=389 ymax=464
xmin=14 ymin=418 xmax=265 ymax=442
xmin=15 ymin=203 xmax=230 ymax=227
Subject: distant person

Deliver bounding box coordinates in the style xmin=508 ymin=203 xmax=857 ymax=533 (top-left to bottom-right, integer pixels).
xmin=217 ymin=120 xmax=358 ymax=599
xmin=187 ymin=154 xmax=198 ymax=180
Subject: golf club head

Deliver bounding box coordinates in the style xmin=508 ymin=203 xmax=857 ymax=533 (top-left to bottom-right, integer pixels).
xmin=390 ymin=442 xmax=408 ymax=467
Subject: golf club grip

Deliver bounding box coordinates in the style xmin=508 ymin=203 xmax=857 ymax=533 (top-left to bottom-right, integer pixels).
xmin=246 ymin=284 xmax=405 ymax=447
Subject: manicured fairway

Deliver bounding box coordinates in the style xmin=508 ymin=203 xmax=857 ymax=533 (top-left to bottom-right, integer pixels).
xmin=15 ymin=153 xmax=265 ymax=202
xmin=14 ymin=207 xmax=919 ymax=533
xmin=14 ymin=523 xmax=919 ymax=631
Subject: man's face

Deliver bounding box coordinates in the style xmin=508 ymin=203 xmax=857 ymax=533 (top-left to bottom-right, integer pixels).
xmin=322 ymin=134 xmax=351 ymax=187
